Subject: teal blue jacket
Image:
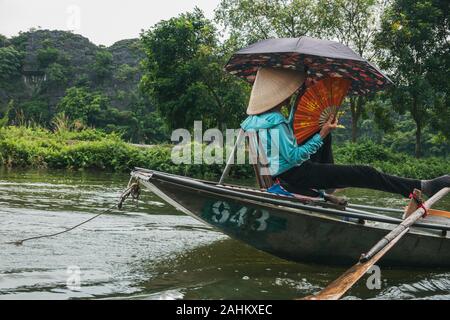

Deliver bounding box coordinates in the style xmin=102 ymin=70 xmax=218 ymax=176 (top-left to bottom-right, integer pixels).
xmin=240 ymin=109 xmax=323 ymax=176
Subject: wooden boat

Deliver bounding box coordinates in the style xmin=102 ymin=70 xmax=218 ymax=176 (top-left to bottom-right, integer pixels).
xmin=131 ymin=168 xmax=450 ymax=268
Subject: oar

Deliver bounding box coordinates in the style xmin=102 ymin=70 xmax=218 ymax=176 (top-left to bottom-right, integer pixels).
xmin=349 ymin=203 xmax=450 ymax=219
xmin=424 ymin=209 xmax=450 ymax=219
xmin=303 ymin=187 xmax=450 ymax=300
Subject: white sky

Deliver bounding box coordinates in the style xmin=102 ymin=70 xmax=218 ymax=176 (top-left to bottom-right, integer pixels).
xmin=0 ymin=0 xmax=221 ymax=46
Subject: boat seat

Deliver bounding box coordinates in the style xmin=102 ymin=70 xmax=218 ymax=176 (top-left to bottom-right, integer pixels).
xmin=247 ymin=130 xmax=274 ymax=189
xmin=246 ymin=129 xmax=323 ymax=193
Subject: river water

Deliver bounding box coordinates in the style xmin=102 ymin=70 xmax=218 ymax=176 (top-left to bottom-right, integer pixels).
xmin=0 ymin=169 xmax=449 ymax=300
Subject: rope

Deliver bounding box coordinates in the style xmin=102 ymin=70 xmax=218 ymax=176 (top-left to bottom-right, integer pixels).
xmin=409 ymin=192 xmax=428 ymax=218
xmin=6 ymin=182 xmax=140 ymax=246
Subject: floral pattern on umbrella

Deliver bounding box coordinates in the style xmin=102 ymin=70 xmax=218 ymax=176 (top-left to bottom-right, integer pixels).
xmin=225 ymin=52 xmax=390 ymax=96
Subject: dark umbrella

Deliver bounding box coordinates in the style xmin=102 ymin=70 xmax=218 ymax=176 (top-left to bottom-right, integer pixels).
xmin=225 ymin=37 xmax=393 ymax=95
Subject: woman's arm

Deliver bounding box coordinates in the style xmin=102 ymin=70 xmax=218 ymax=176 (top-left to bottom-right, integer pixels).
xmin=272 ymin=124 xmax=323 ymax=165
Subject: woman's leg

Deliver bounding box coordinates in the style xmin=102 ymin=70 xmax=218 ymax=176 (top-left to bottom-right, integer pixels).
xmin=308 ymin=133 xmax=336 ymax=194
xmin=278 ymin=161 xmax=421 ymax=198
xmin=308 ymin=133 xmax=334 ymax=164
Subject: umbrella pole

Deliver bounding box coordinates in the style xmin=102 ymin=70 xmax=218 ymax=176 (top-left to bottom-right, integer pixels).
xmin=219 ymin=129 xmax=245 ymax=185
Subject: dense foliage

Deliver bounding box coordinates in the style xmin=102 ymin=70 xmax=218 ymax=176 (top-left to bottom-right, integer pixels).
xmin=375 ymin=0 xmax=449 ymax=157
xmin=0 ymin=126 xmax=250 ymax=179
xmin=0 ymin=126 xmax=448 ymax=180
xmin=0 ymin=46 xmax=22 ymax=82
xmin=140 ymin=9 xmax=249 ymax=131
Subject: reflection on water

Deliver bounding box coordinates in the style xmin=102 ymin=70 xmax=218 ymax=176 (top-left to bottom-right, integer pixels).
xmin=0 ymin=168 xmax=449 ymax=300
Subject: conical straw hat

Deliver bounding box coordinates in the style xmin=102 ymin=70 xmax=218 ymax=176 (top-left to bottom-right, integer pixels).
xmin=247 ymin=67 xmax=306 ymax=115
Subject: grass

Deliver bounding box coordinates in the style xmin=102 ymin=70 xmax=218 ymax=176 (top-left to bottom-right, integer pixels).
xmin=0 ymin=126 xmax=251 ymax=179
xmin=0 ymin=126 xmax=448 ymax=180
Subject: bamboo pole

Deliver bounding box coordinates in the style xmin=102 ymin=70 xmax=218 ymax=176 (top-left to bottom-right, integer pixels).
xmin=360 ymin=188 xmax=449 ymax=262
xmin=219 ymin=129 xmax=245 ymax=185
xmin=303 ymin=187 xmax=450 ymax=300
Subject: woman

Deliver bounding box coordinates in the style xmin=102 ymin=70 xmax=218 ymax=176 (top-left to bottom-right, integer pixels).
xmin=241 ymin=67 xmax=449 ymax=198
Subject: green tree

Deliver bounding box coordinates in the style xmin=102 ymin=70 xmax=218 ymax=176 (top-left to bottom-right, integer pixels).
xmin=321 ymin=0 xmax=386 ymax=142
xmin=137 ymin=111 xmax=168 ymax=143
xmin=7 ymin=99 xmax=51 ymax=126
xmin=0 ymin=99 xmax=13 ymax=127
xmin=430 ymin=92 xmax=450 ymax=141
xmin=44 ymin=62 xmax=68 ymax=88
xmin=114 ymin=64 xmax=138 ymax=82
xmin=215 ymin=0 xmax=330 ymax=44
xmin=376 ymin=0 xmax=449 ymax=157
xmin=129 ymin=94 xmax=169 ymax=143
xmin=37 ymin=47 xmax=59 ymax=69
xmin=0 ymin=46 xmax=22 ymax=82
xmin=57 ymin=87 xmax=108 ymax=125
xmin=0 ymin=34 xmax=9 ymax=48
xmin=92 ymin=50 xmax=113 ymax=81
xmin=140 ymin=8 xmax=248 ymax=130
xmin=20 ymin=100 xmax=51 ymax=125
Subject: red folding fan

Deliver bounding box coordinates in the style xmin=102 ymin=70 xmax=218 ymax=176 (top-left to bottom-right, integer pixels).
xmin=294 ymin=77 xmax=351 ymax=144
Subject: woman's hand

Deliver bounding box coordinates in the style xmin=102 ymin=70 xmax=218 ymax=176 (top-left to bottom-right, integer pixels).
xmin=319 ymin=116 xmax=339 ymax=139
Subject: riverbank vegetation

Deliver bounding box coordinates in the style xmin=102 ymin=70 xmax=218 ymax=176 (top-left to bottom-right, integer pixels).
xmin=0 ymin=126 xmax=448 ymax=180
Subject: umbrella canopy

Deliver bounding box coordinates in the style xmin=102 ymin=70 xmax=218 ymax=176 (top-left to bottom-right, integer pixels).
xmin=225 ymin=37 xmax=393 ymax=96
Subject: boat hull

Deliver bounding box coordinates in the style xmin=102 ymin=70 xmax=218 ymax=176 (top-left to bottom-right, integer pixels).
xmin=134 ymin=170 xmax=450 ymax=268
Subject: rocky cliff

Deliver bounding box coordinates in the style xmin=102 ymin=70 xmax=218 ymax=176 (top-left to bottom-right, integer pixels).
xmin=0 ymin=29 xmax=144 ymax=111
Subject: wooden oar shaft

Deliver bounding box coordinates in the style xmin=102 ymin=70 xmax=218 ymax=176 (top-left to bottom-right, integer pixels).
xmin=303 ymin=227 xmax=410 ymax=300
xmin=304 ymin=187 xmax=450 ymax=301
xmin=360 ymin=187 xmax=450 ymax=262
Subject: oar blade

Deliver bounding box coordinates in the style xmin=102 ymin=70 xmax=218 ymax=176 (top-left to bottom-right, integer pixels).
xmin=302 ymin=227 xmax=409 ymax=300
xmin=428 ymin=209 xmax=450 ymax=219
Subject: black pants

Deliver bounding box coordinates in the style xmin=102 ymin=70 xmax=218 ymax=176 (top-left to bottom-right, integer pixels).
xmin=277 ymin=134 xmax=421 ymax=198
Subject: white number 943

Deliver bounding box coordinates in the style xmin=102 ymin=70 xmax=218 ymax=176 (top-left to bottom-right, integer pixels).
xmin=211 ymin=201 xmax=269 ymax=231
